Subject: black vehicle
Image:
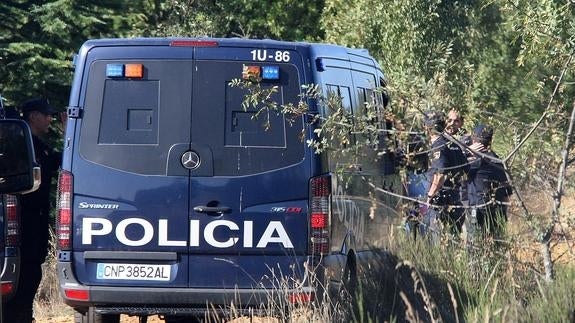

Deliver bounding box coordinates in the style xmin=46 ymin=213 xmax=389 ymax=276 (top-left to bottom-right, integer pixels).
xmin=0 ymin=193 xmax=20 ymax=301
xmin=0 ymin=113 xmax=40 ymax=321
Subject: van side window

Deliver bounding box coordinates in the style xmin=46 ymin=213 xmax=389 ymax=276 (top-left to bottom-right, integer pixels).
xmin=326 ymin=84 xmax=352 ymax=114
xmin=325 ymin=84 xmax=355 ymax=146
xmin=357 ymin=87 xmax=377 ymax=121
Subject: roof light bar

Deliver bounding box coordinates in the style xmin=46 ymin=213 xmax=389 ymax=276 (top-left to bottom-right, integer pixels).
xmin=241 ymin=65 xmax=280 ymax=81
xmin=106 ymin=63 xmax=144 ymax=79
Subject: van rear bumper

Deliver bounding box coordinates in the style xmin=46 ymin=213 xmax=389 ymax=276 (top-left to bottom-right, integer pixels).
xmin=58 ymin=262 xmax=317 ymax=315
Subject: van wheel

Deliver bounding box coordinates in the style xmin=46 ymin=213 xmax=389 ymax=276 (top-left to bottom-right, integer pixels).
xmin=74 ymin=307 xmax=121 ymax=323
xmin=327 ymin=256 xmax=359 ymax=320
xmin=341 ymin=257 xmax=357 ymax=301
xmin=340 ymin=257 xmax=359 ymax=319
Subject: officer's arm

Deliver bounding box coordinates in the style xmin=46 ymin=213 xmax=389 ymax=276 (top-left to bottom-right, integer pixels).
xmin=427 ymin=172 xmax=446 ymax=203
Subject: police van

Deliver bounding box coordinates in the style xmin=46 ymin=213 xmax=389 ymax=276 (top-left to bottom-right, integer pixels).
xmin=56 ymin=38 xmax=402 ymax=322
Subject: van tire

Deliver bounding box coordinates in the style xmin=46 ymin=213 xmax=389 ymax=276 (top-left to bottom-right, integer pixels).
xmin=341 ymin=255 xmax=359 ymax=319
xmin=342 ymin=253 xmax=358 ymax=297
xmin=326 ymin=255 xmax=359 ymax=321
xmin=74 ymin=307 xmax=120 ymax=323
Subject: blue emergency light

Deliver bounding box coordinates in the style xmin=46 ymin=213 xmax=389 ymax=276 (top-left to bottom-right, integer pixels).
xmin=262 ymin=66 xmax=280 ymax=80
xmin=106 ymin=64 xmax=124 ymax=77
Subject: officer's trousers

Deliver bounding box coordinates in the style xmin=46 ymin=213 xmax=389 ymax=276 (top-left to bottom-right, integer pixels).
xmin=422 ymin=190 xmax=464 ymax=244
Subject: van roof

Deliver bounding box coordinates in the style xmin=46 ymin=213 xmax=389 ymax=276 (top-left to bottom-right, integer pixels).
xmin=80 ymin=37 xmax=377 ymax=65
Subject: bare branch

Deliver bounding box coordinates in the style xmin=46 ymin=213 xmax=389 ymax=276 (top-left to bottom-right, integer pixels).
xmin=504 ymin=53 xmax=574 ymax=163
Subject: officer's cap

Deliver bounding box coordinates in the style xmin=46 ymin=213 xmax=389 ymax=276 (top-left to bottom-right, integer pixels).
xmin=21 ymin=97 xmax=56 ymax=116
xmin=423 ymin=110 xmax=446 ymax=128
xmin=472 ymin=124 xmax=493 ymax=141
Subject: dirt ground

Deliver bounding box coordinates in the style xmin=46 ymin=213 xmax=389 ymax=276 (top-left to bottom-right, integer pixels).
xmin=508 ymin=188 xmax=575 ymax=266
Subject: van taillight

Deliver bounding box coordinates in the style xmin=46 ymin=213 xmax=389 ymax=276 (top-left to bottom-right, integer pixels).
xmin=1 ymin=282 xmax=14 ymax=296
xmin=5 ymin=195 xmax=19 ymax=247
xmin=64 ymin=288 xmax=89 ymax=301
xmin=57 ymin=171 xmax=73 ymax=250
xmin=309 ymin=175 xmax=331 ymax=255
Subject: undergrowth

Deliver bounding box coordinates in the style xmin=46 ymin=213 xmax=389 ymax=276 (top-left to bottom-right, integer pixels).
xmin=34 ymin=224 xmax=574 ymax=322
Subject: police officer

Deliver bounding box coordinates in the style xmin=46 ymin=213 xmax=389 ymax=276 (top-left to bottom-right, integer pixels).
xmin=466 ymin=124 xmax=512 ymax=241
xmin=445 ymin=109 xmax=466 ymax=138
xmin=422 ymin=110 xmax=469 ymax=242
xmin=4 ymin=98 xmax=63 ymax=323
xmin=444 ymin=109 xmax=472 ymax=221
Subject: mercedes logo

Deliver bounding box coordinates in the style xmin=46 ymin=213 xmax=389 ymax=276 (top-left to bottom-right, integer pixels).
xmin=181 ymin=151 xmax=201 ymax=170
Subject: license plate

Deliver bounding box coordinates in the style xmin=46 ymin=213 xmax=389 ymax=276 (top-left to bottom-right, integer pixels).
xmin=96 ymin=263 xmax=171 ymax=281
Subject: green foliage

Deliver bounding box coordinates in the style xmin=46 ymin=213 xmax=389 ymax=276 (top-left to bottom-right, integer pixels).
xmin=0 ymin=0 xmax=150 ymax=108
xmin=150 ymin=0 xmax=325 ymax=41
xmin=320 ymin=0 xmax=573 ymax=129
xmin=145 ymin=0 xmax=221 ymax=37
xmin=322 ymin=0 xmax=476 ymax=113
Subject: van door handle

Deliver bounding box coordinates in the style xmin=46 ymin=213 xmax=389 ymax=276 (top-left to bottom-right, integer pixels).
xmin=193 ymin=206 xmax=231 ymax=214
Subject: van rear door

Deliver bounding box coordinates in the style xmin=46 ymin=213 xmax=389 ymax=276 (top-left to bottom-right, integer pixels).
xmin=74 ymin=50 xmax=195 ymax=288
xmin=186 ymin=50 xmax=310 ymax=288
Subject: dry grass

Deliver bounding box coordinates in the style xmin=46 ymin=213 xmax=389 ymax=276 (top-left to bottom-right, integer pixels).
xmin=33 ymin=191 xmax=575 ymax=322
xmin=33 ymin=241 xmax=332 ymax=323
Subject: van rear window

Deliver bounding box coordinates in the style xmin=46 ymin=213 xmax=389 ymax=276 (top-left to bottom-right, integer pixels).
xmin=79 ymin=59 xmax=304 ymax=176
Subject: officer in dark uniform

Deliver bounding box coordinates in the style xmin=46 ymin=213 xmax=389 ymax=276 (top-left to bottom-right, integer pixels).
xmin=4 ymin=98 xmax=63 ymax=323
xmin=466 ymin=124 xmax=512 ymax=241
xmin=422 ymin=110 xmax=469 ymax=242
xmin=444 ymin=109 xmax=472 ymax=205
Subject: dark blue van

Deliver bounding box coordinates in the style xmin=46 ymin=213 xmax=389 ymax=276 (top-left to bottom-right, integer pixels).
xmin=56 ymin=38 xmax=402 ymax=322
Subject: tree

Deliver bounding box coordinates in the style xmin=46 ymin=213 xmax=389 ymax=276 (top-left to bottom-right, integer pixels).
xmin=0 ymin=0 xmax=150 ymax=108
xmin=148 ymin=0 xmax=325 ymax=41
xmin=494 ymin=0 xmax=575 ymax=281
